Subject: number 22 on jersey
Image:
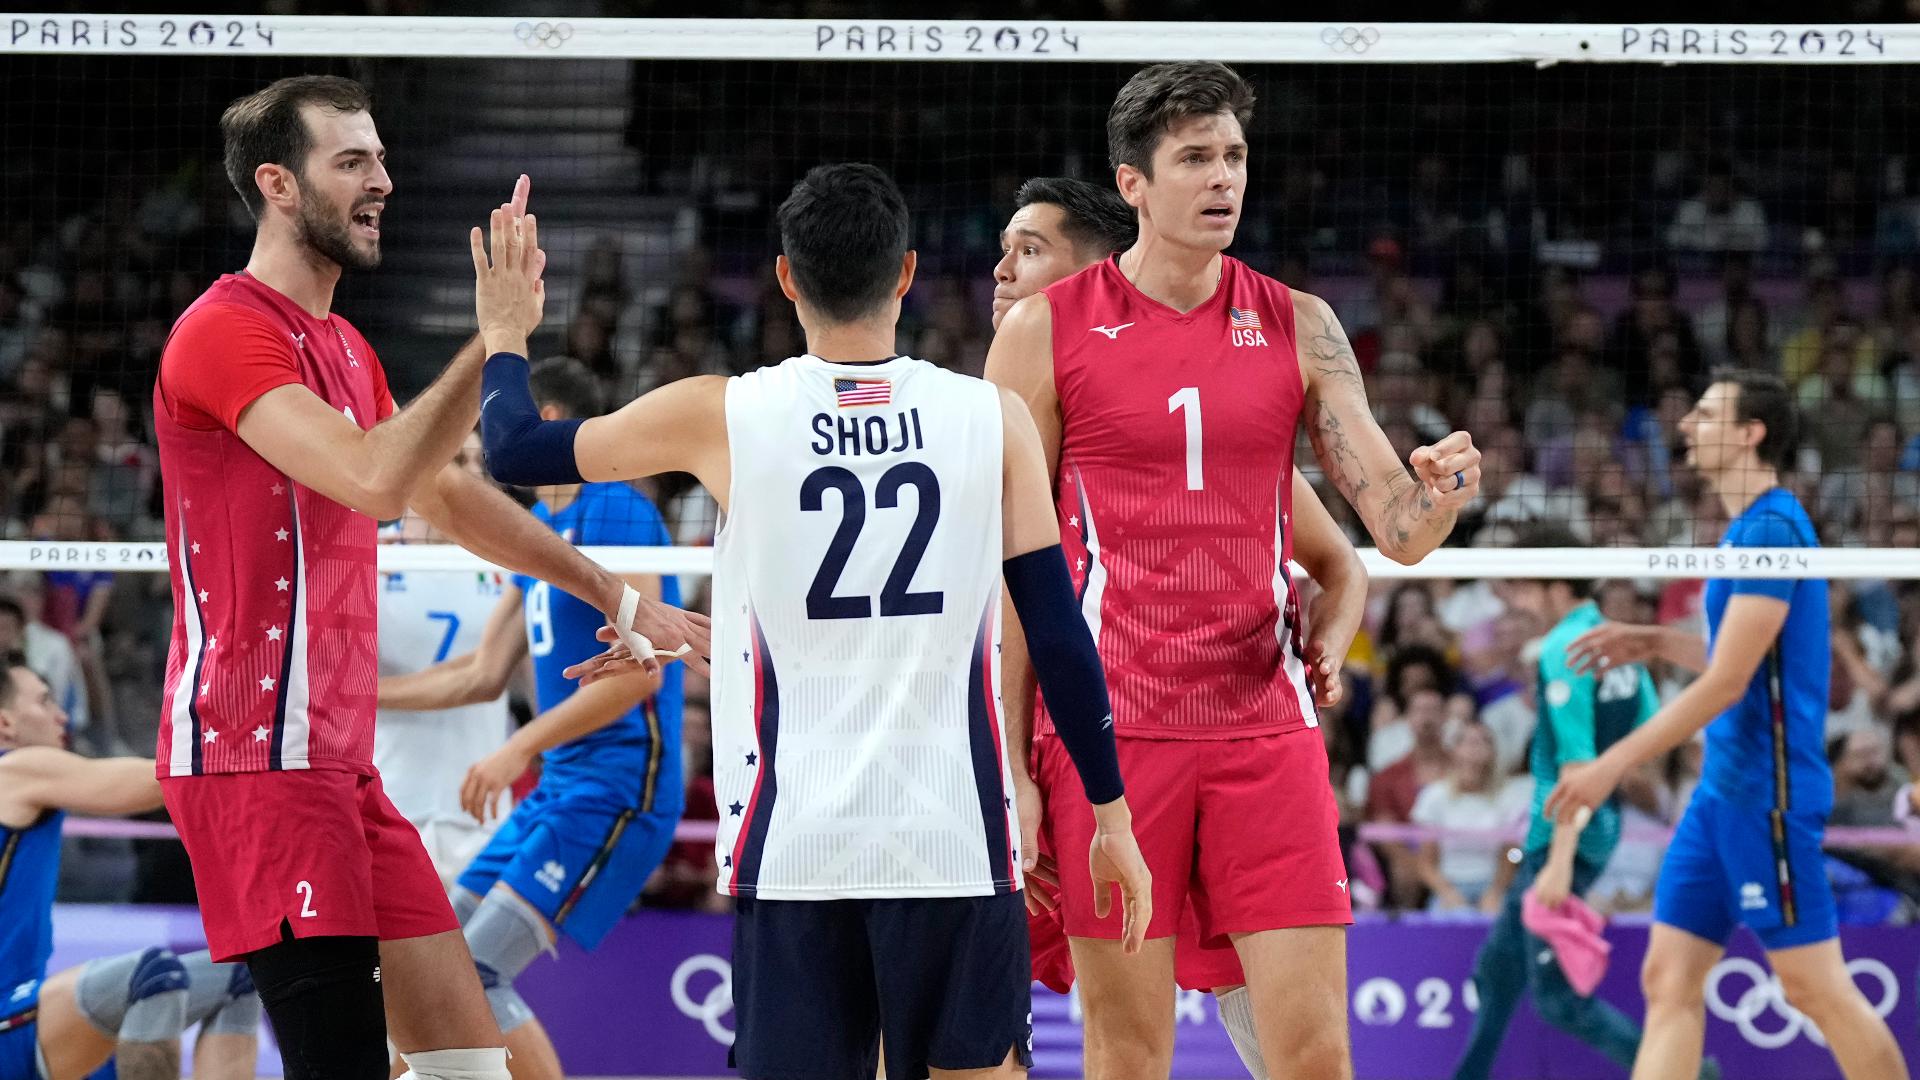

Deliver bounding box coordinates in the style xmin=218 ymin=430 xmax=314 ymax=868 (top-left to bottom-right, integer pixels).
xmin=800 ymin=462 xmax=945 ymax=620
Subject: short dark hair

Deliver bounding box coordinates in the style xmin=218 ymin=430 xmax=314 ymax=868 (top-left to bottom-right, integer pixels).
xmin=777 ymin=163 xmax=910 ymax=324
xmin=529 ymin=356 xmax=604 ymax=420
xmin=1014 ymin=177 xmax=1136 ymax=258
xmin=1515 ymin=523 xmax=1593 ymax=598
xmin=0 ymin=657 xmax=30 ymax=712
xmin=1107 ymin=62 xmax=1255 ymax=177
xmin=1385 ymin=644 xmax=1455 ymax=711
xmin=222 ymin=75 xmax=373 ymax=221
xmin=1712 ymin=367 xmax=1800 ymax=471
xmin=0 ymin=597 xmax=22 ymax=626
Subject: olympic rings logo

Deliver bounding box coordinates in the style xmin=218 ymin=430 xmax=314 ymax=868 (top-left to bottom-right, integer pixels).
xmin=1321 ymin=27 xmax=1381 ymax=55
xmin=1705 ymin=957 xmax=1898 ymax=1049
xmin=514 ymin=21 xmax=574 ymax=49
xmin=670 ymin=954 xmax=736 ymax=1047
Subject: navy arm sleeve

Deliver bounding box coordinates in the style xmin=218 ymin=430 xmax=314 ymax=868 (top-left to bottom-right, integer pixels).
xmin=1003 ymin=544 xmax=1125 ymax=806
xmin=480 ymin=352 xmax=584 ymax=486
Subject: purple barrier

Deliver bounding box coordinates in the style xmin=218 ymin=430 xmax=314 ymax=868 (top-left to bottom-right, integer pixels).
xmin=46 ymin=905 xmax=1920 ymax=1078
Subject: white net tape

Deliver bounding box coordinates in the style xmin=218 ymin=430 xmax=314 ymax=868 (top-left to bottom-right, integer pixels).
xmin=5 ymin=539 xmax=1914 ymax=580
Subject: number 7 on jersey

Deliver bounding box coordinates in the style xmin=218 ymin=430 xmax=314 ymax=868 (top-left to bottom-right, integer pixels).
xmin=1169 ymin=386 xmax=1203 ymax=491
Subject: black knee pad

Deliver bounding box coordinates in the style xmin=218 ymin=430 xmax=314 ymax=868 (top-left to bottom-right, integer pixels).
xmin=245 ymin=929 xmax=389 ymax=1080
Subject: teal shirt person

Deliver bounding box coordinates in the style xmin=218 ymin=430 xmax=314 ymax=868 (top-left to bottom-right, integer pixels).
xmin=1525 ymin=601 xmax=1658 ymax=868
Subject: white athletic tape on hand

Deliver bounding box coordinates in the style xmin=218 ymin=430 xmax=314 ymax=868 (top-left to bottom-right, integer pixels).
xmin=1572 ymin=805 xmax=1593 ymax=831
xmin=613 ymin=584 xmax=691 ymax=664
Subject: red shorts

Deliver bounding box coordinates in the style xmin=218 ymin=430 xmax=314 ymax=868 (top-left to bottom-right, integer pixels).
xmin=1030 ymin=898 xmax=1246 ymax=993
xmin=162 ymin=769 xmax=458 ymax=961
xmin=1036 ymin=727 xmax=1351 ymax=949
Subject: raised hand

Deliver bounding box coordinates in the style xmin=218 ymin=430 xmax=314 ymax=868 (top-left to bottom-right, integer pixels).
xmin=472 ymin=175 xmax=545 ymax=353
xmin=1408 ymin=430 xmax=1482 ymax=510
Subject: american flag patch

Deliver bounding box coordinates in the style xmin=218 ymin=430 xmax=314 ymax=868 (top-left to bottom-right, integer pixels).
xmin=835 ymin=378 xmax=892 ymax=408
xmin=1229 ymin=307 xmax=1262 ymax=330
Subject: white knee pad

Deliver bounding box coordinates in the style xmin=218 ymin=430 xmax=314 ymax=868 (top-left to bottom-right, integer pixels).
xmin=1216 ymin=985 xmax=1271 ymax=1080
xmin=397 ymin=1046 xmax=511 ymax=1080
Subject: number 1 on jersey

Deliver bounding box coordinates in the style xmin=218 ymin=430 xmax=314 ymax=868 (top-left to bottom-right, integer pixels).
xmin=1168 ymin=386 xmax=1203 ymax=491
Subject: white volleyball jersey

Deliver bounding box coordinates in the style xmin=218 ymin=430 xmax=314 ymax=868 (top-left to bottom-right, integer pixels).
xmin=374 ymin=570 xmax=514 ymax=825
xmin=712 ymin=354 xmax=1018 ymax=900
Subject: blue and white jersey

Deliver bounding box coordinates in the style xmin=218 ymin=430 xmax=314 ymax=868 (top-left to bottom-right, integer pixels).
xmin=0 ymin=781 xmax=64 ymax=1020
xmin=513 ymin=483 xmax=684 ymax=812
xmin=1699 ymin=487 xmax=1832 ymax=817
xmin=375 ymin=569 xmax=514 ymax=825
xmin=711 ymin=355 xmax=1015 ymax=901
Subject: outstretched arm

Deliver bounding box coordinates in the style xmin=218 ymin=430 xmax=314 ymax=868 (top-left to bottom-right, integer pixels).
xmin=1546 ymin=595 xmax=1788 ymax=821
xmin=0 ymin=748 xmax=163 ymax=823
xmin=1293 ymin=291 xmax=1480 ymax=564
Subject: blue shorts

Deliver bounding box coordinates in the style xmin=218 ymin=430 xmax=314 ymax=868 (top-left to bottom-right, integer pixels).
xmin=1654 ymin=787 xmax=1837 ymax=951
xmin=455 ymin=782 xmax=677 ymax=950
xmin=730 ymin=893 xmax=1033 ymax=1080
xmin=0 ymin=1019 xmax=41 ymax=1080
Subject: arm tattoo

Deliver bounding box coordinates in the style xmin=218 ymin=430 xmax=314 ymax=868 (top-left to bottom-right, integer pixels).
xmin=116 ymin=1040 xmax=182 ymax=1080
xmin=1301 ymin=312 xmax=1367 ymax=397
xmin=1308 ymin=399 xmax=1370 ymax=505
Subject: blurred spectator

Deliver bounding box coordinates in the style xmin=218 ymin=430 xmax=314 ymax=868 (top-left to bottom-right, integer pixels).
xmin=0 ymin=581 xmax=87 ymax=740
xmin=1666 ymin=159 xmax=1768 ymax=254
xmin=1604 ymin=264 xmax=1704 ymax=406
xmin=1797 ymin=342 xmax=1889 ymax=472
xmin=1411 ymin=720 xmax=1532 ymax=913
xmin=1821 ymin=418 xmax=1919 ymax=542
xmin=1367 ymin=644 xmax=1456 ymax=773
xmin=1367 ymin=687 xmax=1453 ymax=909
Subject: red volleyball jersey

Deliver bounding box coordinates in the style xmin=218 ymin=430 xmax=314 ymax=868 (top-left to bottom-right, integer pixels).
xmin=1039 ymin=255 xmax=1316 ymax=740
xmin=153 ymin=273 xmax=395 ymax=777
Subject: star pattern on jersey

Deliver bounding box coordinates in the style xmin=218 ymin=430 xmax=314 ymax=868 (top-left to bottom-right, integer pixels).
xmin=259 ymin=675 xmax=276 ymax=692
xmin=206 ymin=636 xmax=217 ymax=651
xmin=253 ymin=726 xmax=270 ymax=742
xmin=1076 ymin=558 xmax=1087 ymax=571
xmin=266 ymin=626 xmax=283 ymax=641
xmin=191 ymin=542 xmax=201 ymax=555
xmin=198 ymin=589 xmax=210 ymax=604
xmin=199 ymin=680 xmax=210 ymax=697
xmin=274 ymin=578 xmax=289 ymax=592
xmin=182 ymin=499 xmax=192 ymax=509
xmin=728 ymin=800 xmax=744 ymax=816
xmin=722 ymin=855 xmax=732 ymax=868
xmin=275 ymin=528 xmax=289 ymax=542
xmin=202 ymin=728 xmax=218 ymax=744
xmin=270 ymin=483 xmax=284 ymax=497
xmin=741 ymin=651 xmax=749 ymax=663
xmin=745 ymin=751 xmax=757 ymax=766
xmin=1068 ymin=515 xmax=1080 ymax=528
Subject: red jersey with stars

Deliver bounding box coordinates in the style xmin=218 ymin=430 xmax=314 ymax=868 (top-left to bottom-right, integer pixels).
xmin=153 ymin=273 xmax=395 ymax=777
xmin=1038 ymin=255 xmax=1316 ymax=740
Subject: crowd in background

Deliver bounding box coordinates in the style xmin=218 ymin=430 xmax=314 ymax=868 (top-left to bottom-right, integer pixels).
xmin=3 ymin=37 xmax=1920 ymax=920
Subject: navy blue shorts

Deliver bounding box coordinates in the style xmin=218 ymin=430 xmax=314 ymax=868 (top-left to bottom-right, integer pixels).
xmin=730 ymin=893 xmax=1033 ymax=1080
xmin=456 ymin=782 xmax=676 ymax=950
xmin=1654 ymin=788 xmax=1837 ymax=951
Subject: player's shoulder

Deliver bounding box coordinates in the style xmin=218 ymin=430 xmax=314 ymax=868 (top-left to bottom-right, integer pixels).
xmin=1730 ymin=490 xmax=1818 ymax=548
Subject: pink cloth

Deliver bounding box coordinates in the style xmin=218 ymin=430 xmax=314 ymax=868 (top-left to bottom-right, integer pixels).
xmin=1522 ymin=888 xmax=1612 ymax=997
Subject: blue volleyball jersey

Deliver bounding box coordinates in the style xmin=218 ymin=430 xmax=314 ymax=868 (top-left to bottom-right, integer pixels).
xmin=513 ymin=483 xmax=684 ymax=811
xmin=0 ymin=791 xmax=65 ymax=1020
xmin=1699 ymin=487 xmax=1832 ymax=817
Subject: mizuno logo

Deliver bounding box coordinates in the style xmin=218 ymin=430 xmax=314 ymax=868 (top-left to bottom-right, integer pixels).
xmin=1087 ymin=323 xmax=1134 ymax=339
xmin=481 ymin=390 xmax=503 ymax=413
